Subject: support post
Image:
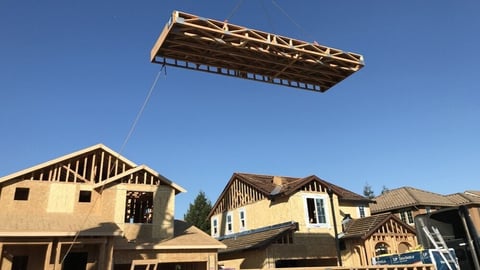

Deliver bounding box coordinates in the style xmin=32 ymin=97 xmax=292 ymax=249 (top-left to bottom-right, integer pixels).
xmin=327 ymin=188 xmax=342 ymax=266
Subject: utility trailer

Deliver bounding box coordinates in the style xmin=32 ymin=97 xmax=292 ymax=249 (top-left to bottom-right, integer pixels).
xmin=415 ymin=206 xmax=480 ymax=270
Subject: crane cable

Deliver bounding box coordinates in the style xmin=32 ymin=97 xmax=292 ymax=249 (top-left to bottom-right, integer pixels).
xmin=59 ymin=65 xmax=167 ymax=266
xmin=271 ymin=0 xmax=316 ymax=43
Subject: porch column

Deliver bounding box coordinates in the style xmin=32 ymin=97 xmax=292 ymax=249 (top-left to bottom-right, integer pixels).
xmin=44 ymin=242 xmax=53 ymax=270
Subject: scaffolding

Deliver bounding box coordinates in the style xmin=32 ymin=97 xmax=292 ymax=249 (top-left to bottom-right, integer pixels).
xmin=150 ymin=10 xmax=365 ymax=92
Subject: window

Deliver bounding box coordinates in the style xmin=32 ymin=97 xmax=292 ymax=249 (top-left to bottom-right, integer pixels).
xmin=304 ymin=195 xmax=328 ymax=227
xmin=406 ymin=210 xmax=414 ymax=224
xmin=14 ymin=187 xmax=29 ymax=201
xmin=226 ymin=212 xmax=233 ymax=234
xmin=79 ymin=190 xmax=92 ymax=202
xmin=124 ymin=191 xmax=153 ymax=223
xmin=399 ymin=210 xmax=414 ymax=224
xmin=212 ymin=217 xmax=218 ymax=237
xmin=426 ymin=206 xmax=431 ymax=213
xmin=358 ymin=205 xmax=366 ymax=218
xmin=375 ymin=243 xmax=390 ymax=256
xmin=239 ymin=208 xmax=246 ymax=231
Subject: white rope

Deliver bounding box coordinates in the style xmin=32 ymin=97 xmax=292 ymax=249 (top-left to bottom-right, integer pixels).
xmin=60 ymin=65 xmax=166 ymax=265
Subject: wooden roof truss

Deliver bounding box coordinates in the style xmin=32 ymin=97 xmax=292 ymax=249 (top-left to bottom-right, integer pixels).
xmin=151 ymin=11 xmax=365 ymax=92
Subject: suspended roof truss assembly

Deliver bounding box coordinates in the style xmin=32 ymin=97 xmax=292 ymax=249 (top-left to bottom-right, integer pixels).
xmin=151 ymin=10 xmax=365 ymax=93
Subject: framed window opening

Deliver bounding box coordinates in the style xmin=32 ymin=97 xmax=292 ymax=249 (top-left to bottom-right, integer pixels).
xmin=358 ymin=205 xmax=366 ymax=218
xmin=304 ymin=194 xmax=329 ymax=228
xmin=79 ymin=190 xmax=92 ymax=203
xmin=125 ymin=191 xmax=154 ymax=224
xmin=212 ymin=217 xmax=219 ymax=237
xmin=14 ymin=187 xmax=30 ymax=201
xmin=226 ymin=212 xmax=233 ymax=234
xmin=239 ymin=208 xmax=247 ymax=231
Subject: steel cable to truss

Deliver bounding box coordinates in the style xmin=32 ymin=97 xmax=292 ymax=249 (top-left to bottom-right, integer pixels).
xmin=271 ymin=0 xmax=316 ymax=43
xmin=60 ymin=65 xmax=167 ymax=266
xmin=224 ymin=0 xmax=244 ymax=22
xmin=119 ymin=65 xmax=166 ymax=154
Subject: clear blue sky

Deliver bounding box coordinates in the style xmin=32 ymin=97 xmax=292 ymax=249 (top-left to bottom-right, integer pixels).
xmin=1 ymin=1 xmax=479 ymax=218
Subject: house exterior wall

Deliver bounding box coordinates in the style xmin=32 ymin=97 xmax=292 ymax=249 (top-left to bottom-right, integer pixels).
xmin=0 ymin=145 xmax=222 ymax=270
xmin=213 ymin=187 xmax=371 ymax=269
xmin=0 ymin=178 xmax=191 ymax=270
xmin=339 ymin=202 xmax=371 ymax=219
xmin=212 ymin=190 xmax=362 ymax=238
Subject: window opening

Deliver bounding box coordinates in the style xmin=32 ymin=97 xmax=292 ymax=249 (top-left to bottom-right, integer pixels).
xmin=79 ymin=190 xmax=92 ymax=202
xmin=226 ymin=213 xmax=233 ymax=234
xmin=239 ymin=209 xmax=246 ymax=231
xmin=14 ymin=187 xmax=29 ymax=201
xmin=358 ymin=205 xmax=366 ymax=218
xmin=406 ymin=210 xmax=414 ymax=224
xmin=306 ymin=197 xmax=326 ymax=225
xmin=62 ymin=252 xmax=88 ymax=270
xmin=212 ymin=218 xmax=218 ymax=237
xmin=375 ymin=242 xmax=390 ymax=256
xmin=12 ymin=255 xmax=28 ymax=270
xmin=125 ymin=191 xmax=154 ymax=223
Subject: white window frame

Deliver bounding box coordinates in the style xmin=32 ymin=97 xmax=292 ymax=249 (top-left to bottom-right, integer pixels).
xmin=406 ymin=210 xmax=414 ymax=224
xmin=226 ymin=212 xmax=233 ymax=234
xmin=399 ymin=210 xmax=414 ymax=224
xmin=303 ymin=194 xmax=330 ymax=228
xmin=239 ymin=208 xmax=247 ymax=231
xmin=211 ymin=217 xmax=219 ymax=237
xmin=358 ymin=205 xmax=366 ymax=218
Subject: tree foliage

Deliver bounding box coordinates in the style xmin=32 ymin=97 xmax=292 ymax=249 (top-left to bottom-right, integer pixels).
xmin=184 ymin=191 xmax=212 ymax=233
xmin=363 ymin=183 xmax=375 ymax=199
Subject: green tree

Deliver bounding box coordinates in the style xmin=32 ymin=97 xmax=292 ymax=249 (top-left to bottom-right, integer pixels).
xmin=184 ymin=191 xmax=212 ymax=233
xmin=381 ymin=185 xmax=389 ymax=195
xmin=363 ymin=183 xmax=375 ymax=199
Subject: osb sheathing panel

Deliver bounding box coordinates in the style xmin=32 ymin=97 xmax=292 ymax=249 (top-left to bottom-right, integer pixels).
xmin=113 ymin=249 xmax=218 ymax=264
xmin=0 ymin=181 xmax=101 ymax=217
xmin=154 ymin=185 xmax=175 ymax=239
xmin=212 ymin=191 xmax=343 ymax=237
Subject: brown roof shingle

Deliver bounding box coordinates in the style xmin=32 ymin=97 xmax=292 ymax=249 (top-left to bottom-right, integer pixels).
xmin=370 ymin=186 xmax=455 ymax=214
xmin=218 ymin=221 xmax=298 ymax=253
xmin=235 ymin=173 xmax=371 ymax=203
xmin=343 ymin=213 xmax=415 ymax=239
xmin=445 ymin=191 xmax=480 ymax=205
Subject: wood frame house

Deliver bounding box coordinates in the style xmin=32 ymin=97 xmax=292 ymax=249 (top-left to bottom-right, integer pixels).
xmin=341 ymin=213 xmax=417 ymax=266
xmin=0 ymin=144 xmax=225 ymax=270
xmin=207 ymin=173 xmax=373 ymax=269
xmin=370 ymin=187 xmax=480 ymax=231
xmin=445 ymin=191 xmax=480 ymax=231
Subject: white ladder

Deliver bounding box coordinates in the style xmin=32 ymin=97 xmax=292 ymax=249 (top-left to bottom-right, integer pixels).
xmin=422 ymin=225 xmax=460 ymax=270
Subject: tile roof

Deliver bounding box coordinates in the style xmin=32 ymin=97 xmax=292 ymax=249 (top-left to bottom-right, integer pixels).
xmin=218 ymin=221 xmax=298 ymax=254
xmin=343 ymin=213 xmax=415 ymax=239
xmin=445 ymin=191 xmax=480 ymax=205
xmin=235 ymin=173 xmax=371 ymax=203
xmin=370 ymin=186 xmax=456 ymax=214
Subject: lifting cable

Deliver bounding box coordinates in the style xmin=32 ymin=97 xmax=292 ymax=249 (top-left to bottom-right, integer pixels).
xmin=224 ymin=0 xmax=244 ymax=22
xmin=271 ymin=0 xmax=316 ymax=43
xmin=59 ymin=64 xmax=167 ymax=266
